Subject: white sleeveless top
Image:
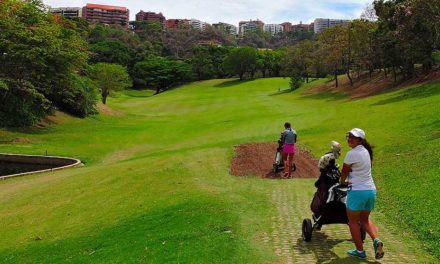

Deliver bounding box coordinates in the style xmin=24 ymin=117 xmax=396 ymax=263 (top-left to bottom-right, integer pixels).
xmin=344 ymin=145 xmax=376 ymax=191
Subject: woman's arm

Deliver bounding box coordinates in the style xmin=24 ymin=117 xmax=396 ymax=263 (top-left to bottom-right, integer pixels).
xmin=340 ymin=163 xmax=351 ymax=185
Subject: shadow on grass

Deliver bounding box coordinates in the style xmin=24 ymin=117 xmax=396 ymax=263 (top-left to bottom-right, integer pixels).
xmin=300 ymin=91 xmax=347 ymax=102
xmin=4 ymin=126 xmax=54 ymax=135
xmin=371 ymin=81 xmax=440 ymax=106
xmin=268 ymin=88 xmax=295 ymax=96
xmin=0 ymin=199 xmax=245 ymax=263
xmin=213 ymin=79 xmax=254 ymax=88
xmin=125 ymin=93 xmax=154 ymax=98
xmin=296 ymin=231 xmax=381 ymax=264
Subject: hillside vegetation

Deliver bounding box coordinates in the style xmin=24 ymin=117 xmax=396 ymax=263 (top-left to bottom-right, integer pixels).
xmin=0 ymin=78 xmax=439 ymax=263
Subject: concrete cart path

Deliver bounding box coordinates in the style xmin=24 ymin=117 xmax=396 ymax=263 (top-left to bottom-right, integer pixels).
xmin=262 ymin=181 xmax=437 ymax=264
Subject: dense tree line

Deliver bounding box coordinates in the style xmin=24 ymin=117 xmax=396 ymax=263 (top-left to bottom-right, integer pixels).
xmin=282 ymin=0 xmax=440 ymax=89
xmin=0 ymin=0 xmax=96 ymax=126
xmin=1 ymin=0 xmax=439 ymax=127
xmin=0 ymin=0 xmax=295 ymax=127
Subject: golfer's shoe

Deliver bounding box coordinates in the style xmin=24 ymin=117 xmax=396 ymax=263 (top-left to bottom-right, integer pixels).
xmin=373 ymin=238 xmax=384 ymax=259
xmin=347 ymin=249 xmax=367 ymax=259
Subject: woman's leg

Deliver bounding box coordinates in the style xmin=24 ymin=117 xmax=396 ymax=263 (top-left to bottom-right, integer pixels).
xmin=347 ymin=209 xmax=364 ymax=251
xmin=288 ymin=153 xmax=294 ymax=177
xmin=360 ymin=210 xmax=378 ymax=240
xmin=282 ymin=152 xmax=288 ymax=176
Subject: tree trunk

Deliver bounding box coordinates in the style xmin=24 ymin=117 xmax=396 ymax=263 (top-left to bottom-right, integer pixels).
xmin=155 ymin=86 xmax=161 ymax=95
xmin=392 ymin=66 xmax=397 ymax=83
xmin=347 ymin=70 xmax=353 ymax=87
xmin=334 ymin=71 xmax=339 ymax=88
xmin=101 ymin=90 xmax=109 ymax=104
xmin=239 ymin=73 xmax=244 ymax=80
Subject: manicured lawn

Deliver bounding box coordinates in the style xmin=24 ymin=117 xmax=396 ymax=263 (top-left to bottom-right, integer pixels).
xmin=1 ymin=78 xmax=439 ymax=263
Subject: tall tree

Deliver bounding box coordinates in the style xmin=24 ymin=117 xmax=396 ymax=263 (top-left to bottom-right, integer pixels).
xmin=133 ymin=57 xmax=192 ymax=94
xmin=90 ymin=63 xmax=132 ymax=104
xmin=223 ymin=47 xmax=258 ymax=80
xmin=317 ymin=26 xmax=347 ymax=87
xmin=0 ymin=0 xmax=94 ymax=126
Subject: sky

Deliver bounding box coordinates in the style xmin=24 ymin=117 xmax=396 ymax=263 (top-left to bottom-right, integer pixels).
xmin=44 ymin=0 xmax=373 ymax=25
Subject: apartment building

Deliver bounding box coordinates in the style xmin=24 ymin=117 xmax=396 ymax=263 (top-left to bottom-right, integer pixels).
xmin=212 ymin=22 xmax=237 ymax=35
xmin=281 ymin=22 xmax=293 ymax=32
xmin=314 ymin=18 xmax=351 ymax=33
xmin=50 ymin=7 xmax=83 ymax=18
xmin=189 ymin=19 xmax=210 ymax=31
xmin=239 ymin=20 xmax=264 ymax=36
xmin=136 ymin=11 xmax=166 ymax=25
xmin=292 ymin=22 xmax=314 ymax=32
xmin=264 ymin=24 xmax=283 ymax=36
xmin=82 ymin=3 xmax=129 ymax=27
xmin=166 ymin=19 xmax=190 ymax=29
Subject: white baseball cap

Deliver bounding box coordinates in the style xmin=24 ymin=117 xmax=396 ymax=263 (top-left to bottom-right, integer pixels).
xmin=348 ymin=128 xmax=366 ymax=139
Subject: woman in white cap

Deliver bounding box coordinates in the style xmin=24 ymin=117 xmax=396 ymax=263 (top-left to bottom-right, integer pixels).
xmin=340 ymin=128 xmax=384 ymax=260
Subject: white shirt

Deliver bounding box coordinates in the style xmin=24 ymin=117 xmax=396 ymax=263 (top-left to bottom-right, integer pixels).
xmin=344 ymin=145 xmax=376 ymax=191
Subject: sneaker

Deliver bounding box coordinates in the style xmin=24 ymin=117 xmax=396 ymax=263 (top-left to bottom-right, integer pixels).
xmin=347 ymin=249 xmax=367 ymax=259
xmin=373 ymin=238 xmax=384 ymax=259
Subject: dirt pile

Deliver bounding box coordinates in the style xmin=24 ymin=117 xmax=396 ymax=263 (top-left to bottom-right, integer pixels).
xmin=230 ymin=143 xmax=319 ymax=179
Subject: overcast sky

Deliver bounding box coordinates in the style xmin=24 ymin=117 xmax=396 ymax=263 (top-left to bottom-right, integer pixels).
xmin=44 ymin=0 xmax=372 ymax=25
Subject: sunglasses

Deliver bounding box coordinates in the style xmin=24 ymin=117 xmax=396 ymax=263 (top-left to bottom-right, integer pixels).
xmin=346 ymin=134 xmax=357 ymax=140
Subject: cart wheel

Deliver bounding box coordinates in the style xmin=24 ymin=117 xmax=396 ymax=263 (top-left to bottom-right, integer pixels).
xmin=361 ymin=227 xmax=367 ymax=242
xmin=302 ymin=218 xmax=313 ymax=242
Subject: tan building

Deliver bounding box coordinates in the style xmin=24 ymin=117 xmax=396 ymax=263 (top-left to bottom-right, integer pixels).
xmin=136 ymin=11 xmax=165 ymax=25
xmin=166 ymin=19 xmax=190 ymax=29
xmin=281 ymin=22 xmax=293 ymax=32
xmin=239 ymin=19 xmax=264 ymax=36
xmin=293 ymin=22 xmax=314 ymax=32
xmin=82 ymin=3 xmax=129 ymax=27
xmin=314 ymin=18 xmax=350 ymax=33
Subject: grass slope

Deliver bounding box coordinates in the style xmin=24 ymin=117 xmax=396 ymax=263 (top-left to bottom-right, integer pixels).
xmin=0 ymin=78 xmax=439 ymax=263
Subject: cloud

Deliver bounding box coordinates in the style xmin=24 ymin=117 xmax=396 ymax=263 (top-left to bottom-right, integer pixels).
xmin=43 ymin=0 xmax=372 ymax=25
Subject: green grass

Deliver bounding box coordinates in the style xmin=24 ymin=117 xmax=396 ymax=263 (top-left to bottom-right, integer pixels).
xmin=1 ymin=78 xmax=440 ymax=262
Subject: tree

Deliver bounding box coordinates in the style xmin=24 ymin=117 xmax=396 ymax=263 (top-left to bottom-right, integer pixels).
xmin=374 ymin=0 xmax=439 ymax=79
xmin=223 ymin=47 xmax=258 ymax=80
xmin=191 ymin=45 xmax=230 ymax=80
xmin=132 ymin=57 xmax=192 ymax=94
xmin=163 ymin=26 xmax=198 ymax=59
xmin=317 ymin=26 xmax=347 ymax=87
xmin=90 ymin=40 xmax=133 ymax=66
xmin=0 ymin=0 xmax=94 ymax=126
xmin=282 ymin=40 xmax=316 ymax=83
xmin=90 ymin=63 xmax=132 ymax=104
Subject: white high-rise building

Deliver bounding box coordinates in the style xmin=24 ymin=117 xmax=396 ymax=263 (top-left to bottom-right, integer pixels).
xmin=213 ymin=22 xmax=238 ymax=35
xmin=264 ymin=24 xmax=284 ymax=36
xmin=314 ymin=18 xmax=351 ymax=34
xmin=190 ymin=19 xmax=209 ymax=31
xmin=50 ymin=7 xmax=83 ymax=18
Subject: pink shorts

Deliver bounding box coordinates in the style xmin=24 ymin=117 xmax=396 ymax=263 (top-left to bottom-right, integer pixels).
xmin=283 ymin=144 xmax=296 ymax=154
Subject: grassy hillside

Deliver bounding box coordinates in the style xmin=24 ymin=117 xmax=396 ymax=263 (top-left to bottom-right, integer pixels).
xmin=1 ymin=78 xmax=439 ymax=263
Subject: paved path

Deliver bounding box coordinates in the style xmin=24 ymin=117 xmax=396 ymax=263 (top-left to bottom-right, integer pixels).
xmin=263 ymin=181 xmax=432 ymax=264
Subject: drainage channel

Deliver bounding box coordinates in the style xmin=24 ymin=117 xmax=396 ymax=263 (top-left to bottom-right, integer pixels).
xmin=0 ymin=153 xmax=81 ymax=180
